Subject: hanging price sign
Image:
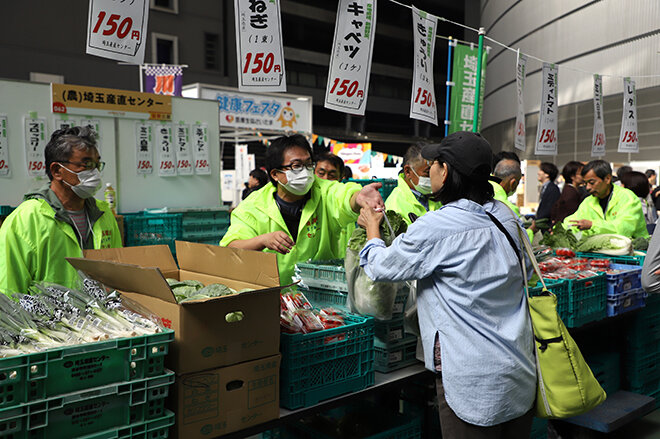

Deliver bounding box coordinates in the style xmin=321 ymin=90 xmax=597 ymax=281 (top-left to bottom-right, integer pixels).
xmin=0 ymin=115 xmax=10 ymax=177
xmin=24 ymin=117 xmax=47 ymax=177
xmin=52 ymin=117 xmax=78 ymax=132
xmin=535 ymin=63 xmax=558 ymax=156
xmin=86 ymin=0 xmax=149 ymax=64
xmin=409 ymin=7 xmax=438 ymax=125
xmin=618 ymin=77 xmax=639 ymax=153
xmin=325 ymin=0 xmax=377 ymax=116
xmin=156 ymin=124 xmax=176 ymax=177
xmin=175 ymin=123 xmax=193 ymax=176
xmin=135 ymin=122 xmax=153 ymax=175
xmin=80 ymin=118 xmax=101 ymax=151
xmin=591 ymin=74 xmax=606 ymax=157
xmin=514 ymin=53 xmax=528 ymax=151
xmin=234 ymin=0 xmax=286 ymax=92
xmin=192 ymin=123 xmax=211 ymax=175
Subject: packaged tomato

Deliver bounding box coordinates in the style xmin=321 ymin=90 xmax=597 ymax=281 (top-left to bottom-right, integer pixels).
xmin=295 ymin=309 xmax=325 ymax=333
xmin=589 ymin=259 xmax=611 ymax=269
xmin=576 ymin=270 xmax=599 ymax=279
xmin=555 ymin=248 xmax=576 ymax=258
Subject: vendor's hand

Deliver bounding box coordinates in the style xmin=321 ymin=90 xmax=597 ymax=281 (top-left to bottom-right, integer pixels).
xmin=260 ymin=231 xmax=294 ymax=254
xmin=529 ymin=220 xmax=538 ymax=234
xmin=569 ymin=219 xmax=592 ymax=230
xmin=355 ymin=183 xmax=385 ymax=211
xmin=357 ymin=207 xmax=384 ymax=230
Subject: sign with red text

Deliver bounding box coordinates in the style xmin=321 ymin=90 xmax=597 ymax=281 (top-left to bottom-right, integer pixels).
xmin=86 ymin=0 xmax=149 ymax=63
xmin=192 ymin=123 xmax=211 ymax=175
xmin=618 ymin=77 xmax=639 ymax=154
xmin=591 ymin=74 xmax=606 ymax=157
xmin=234 ymin=0 xmax=286 ymax=92
xmin=175 ymin=123 xmax=193 ymax=176
xmin=0 ymin=115 xmax=10 ymax=177
xmin=514 ymin=53 xmax=528 ymax=151
xmin=23 ymin=117 xmax=47 ymax=177
xmin=156 ymin=124 xmax=176 ymax=177
xmin=325 ymin=0 xmax=377 ymax=116
xmin=409 ymin=7 xmax=438 ymax=125
xmin=135 ymin=122 xmax=154 ymax=175
xmin=535 ymin=63 xmax=558 ymax=156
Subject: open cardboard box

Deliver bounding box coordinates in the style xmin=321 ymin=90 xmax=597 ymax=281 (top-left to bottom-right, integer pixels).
xmin=67 ymin=241 xmax=285 ymax=375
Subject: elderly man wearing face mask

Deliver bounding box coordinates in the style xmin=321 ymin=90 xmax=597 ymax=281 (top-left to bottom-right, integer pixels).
xmin=385 ymin=145 xmax=442 ymax=225
xmin=220 ymin=134 xmax=384 ymax=285
xmin=0 ymin=126 xmax=122 ymax=295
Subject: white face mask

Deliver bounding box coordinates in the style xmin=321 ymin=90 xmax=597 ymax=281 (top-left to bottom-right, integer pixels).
xmin=411 ymin=168 xmax=432 ymax=195
xmin=279 ymin=167 xmax=314 ymax=196
xmin=60 ymin=166 xmax=103 ymax=199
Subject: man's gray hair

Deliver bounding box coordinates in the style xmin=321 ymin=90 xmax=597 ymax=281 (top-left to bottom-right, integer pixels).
xmin=45 ymin=126 xmax=98 ymax=180
xmin=582 ymin=160 xmax=612 ymax=180
xmin=493 ymin=159 xmax=521 ymax=180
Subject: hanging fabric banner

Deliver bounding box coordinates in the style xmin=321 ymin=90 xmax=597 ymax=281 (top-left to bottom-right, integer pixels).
xmin=534 ymin=63 xmax=558 ymax=156
xmin=135 ymin=122 xmax=153 ymax=175
xmin=234 ymin=0 xmax=286 ymax=92
xmin=514 ymin=52 xmax=527 ymax=151
xmin=0 ymin=115 xmax=9 ymax=177
xmin=591 ymin=74 xmax=606 ymax=157
xmin=409 ymin=7 xmax=438 ymax=125
xmin=174 ymin=123 xmax=193 ymax=175
xmin=193 ymin=123 xmax=211 ymax=175
xmin=143 ymin=65 xmax=184 ymax=96
xmin=325 ymin=0 xmax=377 ymax=116
xmin=448 ymin=43 xmax=487 ymax=133
xmin=156 ymin=123 xmax=176 ymax=177
xmin=23 ymin=117 xmax=47 ymax=177
xmin=618 ymin=77 xmax=639 ymax=153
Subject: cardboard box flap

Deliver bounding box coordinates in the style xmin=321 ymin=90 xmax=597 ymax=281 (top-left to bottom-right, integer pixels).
xmin=178 ymin=285 xmax=284 ymax=306
xmin=66 ymin=257 xmax=177 ymax=304
xmin=175 ymin=241 xmax=279 ymax=287
xmin=84 ymin=245 xmax=178 ymax=272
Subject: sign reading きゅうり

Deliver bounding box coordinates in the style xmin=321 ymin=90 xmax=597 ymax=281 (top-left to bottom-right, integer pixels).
xmin=591 ymin=74 xmax=606 ymax=157
xmin=618 ymin=77 xmax=639 ymax=154
xmin=535 ymin=63 xmax=558 ymax=156
xmin=325 ymin=0 xmax=377 ymax=116
xmin=514 ymin=53 xmax=528 ymax=151
xmin=0 ymin=115 xmax=9 ymax=177
xmin=86 ymin=0 xmax=149 ymax=64
xmin=409 ymin=7 xmax=438 ymax=126
xmin=234 ymin=0 xmax=286 ymax=92
xmin=192 ymin=123 xmax=211 ymax=175
xmin=156 ymin=123 xmax=176 ymax=177
xmin=175 ymin=123 xmax=193 ymax=176
xmin=23 ymin=117 xmax=47 ymax=177
xmin=135 ymin=122 xmax=154 ymax=175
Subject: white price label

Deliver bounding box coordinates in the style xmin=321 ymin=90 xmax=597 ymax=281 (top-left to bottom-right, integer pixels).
xmin=591 ymin=74 xmax=606 ymax=157
xmin=388 ymin=351 xmax=403 ymax=363
xmin=156 ymin=124 xmax=176 ymax=177
xmin=409 ymin=7 xmax=438 ymax=125
xmin=135 ymin=122 xmax=154 ymax=175
xmin=24 ymin=117 xmax=47 ymax=177
xmin=534 ymin=63 xmax=558 ymax=156
xmin=175 ymin=123 xmax=193 ymax=175
xmin=0 ymin=115 xmax=10 ymax=177
xmin=389 ymin=329 xmax=403 ymax=342
xmin=193 ymin=123 xmax=211 ymax=175
xmin=618 ymin=78 xmax=639 ymax=154
xmin=514 ymin=53 xmax=527 ymax=151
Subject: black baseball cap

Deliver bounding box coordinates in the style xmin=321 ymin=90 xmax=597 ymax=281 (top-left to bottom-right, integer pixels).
xmin=421 ymin=131 xmax=493 ymax=178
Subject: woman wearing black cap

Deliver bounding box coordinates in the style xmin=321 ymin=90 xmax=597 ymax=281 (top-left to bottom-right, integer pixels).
xmin=358 ymin=131 xmax=536 ymax=438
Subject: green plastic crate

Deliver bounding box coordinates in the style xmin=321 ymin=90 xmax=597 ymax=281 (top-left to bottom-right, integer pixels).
xmin=280 ymin=314 xmax=375 ymax=409
xmin=62 ymin=409 xmax=174 ymax=439
xmin=124 ymin=213 xmax=182 ymax=253
xmin=349 ymin=179 xmax=398 ymax=201
xmin=628 ymin=294 xmax=660 ymax=346
xmin=180 ymin=209 xmax=230 ymax=240
xmin=295 ymin=260 xmax=348 ymax=292
xmin=0 ymin=371 xmax=174 ymax=439
xmin=530 ymin=279 xmax=569 ymax=323
xmin=564 ymin=272 xmax=607 ymax=327
xmin=0 ymin=329 xmax=173 ymax=408
xmin=303 ymin=287 xmax=349 ymax=311
xmin=375 ymin=318 xmax=408 ymax=348
xmin=530 ymin=417 xmax=548 ymax=439
xmin=576 ymin=252 xmax=646 ymax=266
xmin=374 ymin=336 xmax=419 ymax=373
xmin=586 ymin=351 xmax=620 ymax=395
xmin=0 ymin=206 xmax=14 ymax=217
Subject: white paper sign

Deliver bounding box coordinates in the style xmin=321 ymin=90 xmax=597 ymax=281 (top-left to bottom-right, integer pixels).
xmin=535 ymin=63 xmax=558 ymax=156
xmin=514 ymin=53 xmax=528 ymax=151
xmin=80 ymin=118 xmax=101 ymax=151
xmin=86 ymin=0 xmax=149 ymax=64
xmin=24 ymin=117 xmax=47 ymax=177
xmin=135 ymin=122 xmax=154 ymax=175
xmin=52 ymin=117 xmax=78 ymax=132
xmin=174 ymin=123 xmax=193 ymax=176
xmin=325 ymin=0 xmax=377 ymax=116
xmin=247 ymin=154 xmax=256 ymax=172
xmin=156 ymin=124 xmax=176 ymax=177
xmin=192 ymin=123 xmax=211 ymax=175
xmin=0 ymin=115 xmax=10 ymax=177
xmin=409 ymin=7 xmax=438 ymax=125
xmin=618 ymin=78 xmax=639 ymax=154
xmin=234 ymin=0 xmax=286 ymax=92
xmin=235 ymin=144 xmax=249 ymax=184
xmin=591 ymin=74 xmax=606 ymax=157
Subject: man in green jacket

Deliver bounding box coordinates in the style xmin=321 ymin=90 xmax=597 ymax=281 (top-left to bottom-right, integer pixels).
xmin=385 ymin=145 xmax=441 ymax=225
xmin=0 ymin=126 xmax=122 ymax=295
xmin=220 ymin=134 xmax=384 ymax=285
xmin=564 ymin=160 xmax=649 ymax=239
xmin=490 ymin=157 xmax=522 ymax=216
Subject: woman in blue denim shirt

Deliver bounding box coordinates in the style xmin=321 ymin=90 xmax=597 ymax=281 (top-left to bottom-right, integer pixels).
xmin=358 ymin=132 xmax=537 ymax=439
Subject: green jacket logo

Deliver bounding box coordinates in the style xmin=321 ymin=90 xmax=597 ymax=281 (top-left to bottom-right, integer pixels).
xmin=306 ymin=217 xmax=318 ymax=238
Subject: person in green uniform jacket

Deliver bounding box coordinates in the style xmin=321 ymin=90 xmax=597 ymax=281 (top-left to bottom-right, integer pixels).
xmin=0 ymin=126 xmax=122 ymax=295
xmin=490 ymin=157 xmax=522 ymax=216
xmin=220 ymin=134 xmax=384 ymax=285
xmin=385 ymin=145 xmax=441 ymax=225
xmin=564 ymin=160 xmax=649 ymax=239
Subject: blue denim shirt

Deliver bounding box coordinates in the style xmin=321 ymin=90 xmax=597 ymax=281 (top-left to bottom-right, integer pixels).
xmin=360 ymin=199 xmax=536 ymax=426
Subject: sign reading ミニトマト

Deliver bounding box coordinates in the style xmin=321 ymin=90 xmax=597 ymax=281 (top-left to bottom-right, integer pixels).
xmin=534 ymin=63 xmax=558 ymax=156
xmin=175 ymin=123 xmax=193 ymax=176
xmin=591 ymin=74 xmax=606 ymax=157
xmin=409 ymin=7 xmax=438 ymax=126
xmin=618 ymin=77 xmax=639 ymax=154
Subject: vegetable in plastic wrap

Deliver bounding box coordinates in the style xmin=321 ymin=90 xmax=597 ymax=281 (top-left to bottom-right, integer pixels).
xmin=345 ymin=210 xmax=407 ymax=321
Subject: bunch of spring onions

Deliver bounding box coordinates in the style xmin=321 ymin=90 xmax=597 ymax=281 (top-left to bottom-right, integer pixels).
xmin=0 ymin=273 xmax=163 ymax=358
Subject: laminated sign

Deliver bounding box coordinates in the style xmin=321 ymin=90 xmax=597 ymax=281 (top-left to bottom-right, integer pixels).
xmin=175 ymin=123 xmax=193 ymax=176
xmin=234 ymin=0 xmax=286 ymax=92
xmin=0 ymin=115 xmax=10 ymax=177
xmin=135 ymin=122 xmax=154 ymax=175
xmin=156 ymin=124 xmax=176 ymax=177
xmin=23 ymin=117 xmax=47 ymax=177
xmin=409 ymin=7 xmax=438 ymax=125
xmin=52 ymin=117 xmax=78 ymax=132
xmin=86 ymin=0 xmax=149 ymax=64
xmin=591 ymin=74 xmax=606 ymax=157
xmin=514 ymin=53 xmax=528 ymax=151
xmin=325 ymin=0 xmax=377 ymax=116
xmin=535 ymin=63 xmax=558 ymax=156
xmin=448 ymin=43 xmax=487 ymax=133
xmin=618 ymin=78 xmax=639 ymax=153
xmin=192 ymin=123 xmax=211 ymax=175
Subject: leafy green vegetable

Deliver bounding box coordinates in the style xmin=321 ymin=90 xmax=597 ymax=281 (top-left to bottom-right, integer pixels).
xmin=539 ymin=223 xmax=579 ymax=250
xmin=633 ymin=237 xmax=650 ymax=251
xmin=575 ymin=234 xmax=632 ymax=255
xmin=347 ymin=210 xmax=407 ymax=252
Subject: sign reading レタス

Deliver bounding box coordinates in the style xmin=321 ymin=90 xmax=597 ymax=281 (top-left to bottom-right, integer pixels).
xmin=618 ymin=78 xmax=639 ymax=154
xmin=535 ymin=63 xmax=558 ymax=156
xmin=234 ymin=0 xmax=286 ymax=92
xmin=325 ymin=0 xmax=377 ymax=116
xmin=192 ymin=123 xmax=211 ymax=175
xmin=591 ymin=74 xmax=606 ymax=157
xmin=409 ymin=7 xmax=438 ymax=126
xmin=514 ymin=53 xmax=528 ymax=151
xmin=86 ymin=0 xmax=149 ymax=64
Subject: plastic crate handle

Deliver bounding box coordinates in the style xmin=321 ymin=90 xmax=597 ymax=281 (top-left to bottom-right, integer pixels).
xmin=585 ymin=281 xmax=593 ymax=287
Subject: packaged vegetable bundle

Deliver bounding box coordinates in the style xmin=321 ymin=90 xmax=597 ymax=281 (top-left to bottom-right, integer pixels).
xmin=279 ymin=290 xmax=345 ymax=334
xmin=344 ymin=210 xmax=407 ymax=321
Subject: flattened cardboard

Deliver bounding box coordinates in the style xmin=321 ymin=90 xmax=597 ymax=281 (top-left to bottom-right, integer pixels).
xmin=169 ymin=355 xmax=280 ymax=439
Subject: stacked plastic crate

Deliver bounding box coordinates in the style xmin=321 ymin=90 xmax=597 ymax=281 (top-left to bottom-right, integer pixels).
xmin=373 ymin=286 xmax=419 ymax=373
xmin=604 ymin=264 xmax=645 ymax=317
xmin=0 ymin=329 xmax=175 ymax=438
xmin=349 ymin=179 xmax=398 ymax=201
xmin=625 ymin=293 xmax=660 ymax=403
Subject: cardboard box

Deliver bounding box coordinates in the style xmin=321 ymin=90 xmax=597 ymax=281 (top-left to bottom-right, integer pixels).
xmin=170 ymin=354 xmax=281 ymax=439
xmin=68 ymin=241 xmax=283 ymax=374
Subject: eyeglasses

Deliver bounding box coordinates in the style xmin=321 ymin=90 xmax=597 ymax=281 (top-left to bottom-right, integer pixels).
xmin=59 ymin=160 xmax=105 ymax=171
xmin=279 ymin=161 xmax=315 ymax=172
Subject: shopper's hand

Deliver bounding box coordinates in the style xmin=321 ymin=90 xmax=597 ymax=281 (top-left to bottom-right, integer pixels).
xmin=355 ymin=183 xmax=385 ymax=211
xmin=569 ymin=219 xmax=593 ymax=230
xmin=358 ymin=207 xmax=384 ymax=230
xmin=260 ymin=231 xmax=294 ymax=254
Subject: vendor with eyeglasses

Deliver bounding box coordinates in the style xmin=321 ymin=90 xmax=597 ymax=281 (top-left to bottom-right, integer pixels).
xmin=0 ymin=126 xmax=122 ymax=295
xmin=220 ymin=134 xmax=384 ymax=285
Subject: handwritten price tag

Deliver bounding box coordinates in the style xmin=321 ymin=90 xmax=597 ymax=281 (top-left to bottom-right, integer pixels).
xmin=193 ymin=123 xmax=211 ymax=175
xmin=86 ymin=0 xmax=149 ymax=63
xmin=24 ymin=117 xmax=47 ymax=177
xmin=135 ymin=123 xmax=154 ymax=175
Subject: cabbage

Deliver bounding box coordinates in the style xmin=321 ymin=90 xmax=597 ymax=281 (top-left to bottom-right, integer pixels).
xmin=575 ymin=234 xmax=632 ymax=255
